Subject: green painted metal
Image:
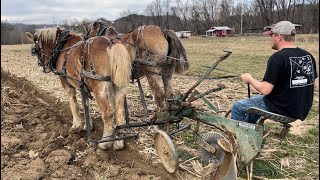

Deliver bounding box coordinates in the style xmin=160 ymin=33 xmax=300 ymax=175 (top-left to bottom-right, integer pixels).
xmin=173 ymin=107 xmax=263 ymax=165
xmin=200 ymin=96 xmax=218 ymax=112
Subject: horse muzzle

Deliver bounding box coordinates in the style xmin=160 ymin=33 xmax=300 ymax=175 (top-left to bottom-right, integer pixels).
xmin=31 ymin=44 xmax=40 ymax=56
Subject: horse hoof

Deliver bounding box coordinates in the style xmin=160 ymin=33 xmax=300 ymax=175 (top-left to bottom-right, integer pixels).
xmin=113 ymin=140 xmax=125 ymax=150
xmin=83 ymin=124 xmax=93 ymax=131
xmin=69 ymin=127 xmax=81 ymax=134
xmin=98 ymin=142 xmax=113 ymax=150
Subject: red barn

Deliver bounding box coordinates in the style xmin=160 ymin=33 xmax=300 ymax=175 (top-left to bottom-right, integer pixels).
xmin=206 ymin=26 xmax=232 ymax=37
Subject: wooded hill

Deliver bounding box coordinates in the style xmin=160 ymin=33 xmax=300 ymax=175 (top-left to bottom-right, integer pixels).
xmin=1 ymin=0 xmax=319 ymax=45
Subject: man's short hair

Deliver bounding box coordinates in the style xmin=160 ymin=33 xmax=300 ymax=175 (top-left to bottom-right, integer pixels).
xmin=283 ymin=35 xmax=295 ymax=42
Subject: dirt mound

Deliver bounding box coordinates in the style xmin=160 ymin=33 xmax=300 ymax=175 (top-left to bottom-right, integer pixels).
xmin=1 ymin=70 xmax=177 ymax=180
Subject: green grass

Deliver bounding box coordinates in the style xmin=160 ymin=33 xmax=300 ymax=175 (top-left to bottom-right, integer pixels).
xmin=182 ymin=34 xmax=319 ymax=79
xmin=248 ymin=125 xmax=319 ymax=179
xmin=177 ymin=149 xmax=196 ymax=162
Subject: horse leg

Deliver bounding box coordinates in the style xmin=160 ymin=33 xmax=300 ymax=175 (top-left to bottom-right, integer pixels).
xmin=62 ymin=82 xmax=84 ymax=133
xmin=162 ymin=68 xmax=175 ymax=99
xmin=146 ymin=74 xmax=165 ymax=112
xmin=113 ymin=89 xmax=126 ymax=150
xmin=82 ymin=96 xmax=93 ymax=131
xmin=94 ymin=84 xmax=115 ymax=150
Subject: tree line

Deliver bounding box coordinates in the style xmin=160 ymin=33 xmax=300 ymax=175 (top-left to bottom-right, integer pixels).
xmin=1 ymin=0 xmax=318 ymax=45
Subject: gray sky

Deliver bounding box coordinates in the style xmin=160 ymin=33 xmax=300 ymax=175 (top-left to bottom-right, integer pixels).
xmin=1 ymin=0 xmax=154 ymax=24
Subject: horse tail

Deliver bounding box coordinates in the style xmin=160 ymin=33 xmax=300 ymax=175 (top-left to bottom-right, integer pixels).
xmin=163 ymin=30 xmax=189 ymax=74
xmin=107 ymin=43 xmax=131 ymax=88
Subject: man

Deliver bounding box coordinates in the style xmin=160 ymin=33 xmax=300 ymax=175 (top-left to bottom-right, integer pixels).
xmin=231 ymin=20 xmax=318 ymax=123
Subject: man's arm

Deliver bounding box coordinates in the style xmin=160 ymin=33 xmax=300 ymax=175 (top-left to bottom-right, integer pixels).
xmin=241 ymin=73 xmax=274 ymax=95
xmin=315 ymin=77 xmax=319 ymax=89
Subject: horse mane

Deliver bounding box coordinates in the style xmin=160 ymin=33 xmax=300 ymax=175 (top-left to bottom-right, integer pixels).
xmin=38 ymin=27 xmax=65 ymax=46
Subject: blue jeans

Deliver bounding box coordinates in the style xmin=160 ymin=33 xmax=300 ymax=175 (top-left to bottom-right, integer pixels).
xmin=231 ymin=95 xmax=268 ymax=124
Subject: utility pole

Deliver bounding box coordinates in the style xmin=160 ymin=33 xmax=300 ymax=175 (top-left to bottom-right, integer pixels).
xmin=240 ymin=9 xmax=243 ymax=35
xmin=240 ymin=0 xmax=243 ymax=35
xmin=21 ymin=31 xmax=24 ymax=44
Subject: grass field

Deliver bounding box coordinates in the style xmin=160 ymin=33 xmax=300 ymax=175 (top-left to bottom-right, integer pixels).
xmin=180 ymin=34 xmax=319 ymax=179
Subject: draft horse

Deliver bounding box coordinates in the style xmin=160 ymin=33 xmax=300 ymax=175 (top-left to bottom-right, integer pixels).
xmin=26 ymin=27 xmax=132 ymax=150
xmin=84 ymin=19 xmax=189 ymax=114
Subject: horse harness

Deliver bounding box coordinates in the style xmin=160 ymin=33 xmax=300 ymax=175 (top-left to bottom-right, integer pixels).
xmin=41 ymin=28 xmax=120 ymax=99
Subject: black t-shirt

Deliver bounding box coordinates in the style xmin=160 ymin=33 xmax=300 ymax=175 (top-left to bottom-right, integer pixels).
xmin=263 ymin=48 xmax=318 ymax=120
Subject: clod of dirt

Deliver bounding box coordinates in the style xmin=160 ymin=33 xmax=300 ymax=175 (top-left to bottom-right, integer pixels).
xmin=2 ymin=158 xmax=46 ymax=180
xmin=45 ymin=149 xmax=72 ymax=164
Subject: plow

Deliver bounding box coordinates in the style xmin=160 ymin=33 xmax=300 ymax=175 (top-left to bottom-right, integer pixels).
xmin=81 ymin=48 xmax=269 ymax=179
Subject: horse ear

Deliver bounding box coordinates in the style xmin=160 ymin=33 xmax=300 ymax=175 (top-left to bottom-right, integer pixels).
xmin=26 ymin=32 xmax=34 ymax=41
xmin=83 ymin=21 xmax=89 ymax=33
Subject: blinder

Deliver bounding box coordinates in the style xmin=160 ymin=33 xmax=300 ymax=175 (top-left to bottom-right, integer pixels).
xmin=31 ymin=41 xmax=40 ymax=56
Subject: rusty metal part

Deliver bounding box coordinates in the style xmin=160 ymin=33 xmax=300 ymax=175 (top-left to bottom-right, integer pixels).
xmin=195 ymin=131 xmax=238 ymax=179
xmin=196 ymin=132 xmax=226 ymax=165
xmin=96 ymin=133 xmax=139 ymax=144
xmin=154 ymin=130 xmax=179 ymax=173
xmin=194 ymin=133 xmax=217 ymax=154
xmin=169 ymin=124 xmax=192 ymax=136
xmin=115 ymin=118 xmax=181 ymax=130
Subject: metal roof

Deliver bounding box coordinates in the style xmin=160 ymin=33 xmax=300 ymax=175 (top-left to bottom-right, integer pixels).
xmin=206 ymin=26 xmax=231 ymax=32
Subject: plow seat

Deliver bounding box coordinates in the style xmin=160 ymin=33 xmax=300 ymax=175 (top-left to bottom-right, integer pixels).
xmin=246 ymin=107 xmax=297 ymax=139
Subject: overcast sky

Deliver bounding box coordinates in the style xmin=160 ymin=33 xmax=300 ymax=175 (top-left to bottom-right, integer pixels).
xmin=1 ymin=0 xmax=154 ymax=24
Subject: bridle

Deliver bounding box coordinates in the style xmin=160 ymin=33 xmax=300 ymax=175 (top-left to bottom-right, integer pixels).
xmin=84 ymin=22 xmax=100 ymax=40
xmin=31 ymin=28 xmax=62 ymax=73
xmin=84 ymin=20 xmax=111 ymax=40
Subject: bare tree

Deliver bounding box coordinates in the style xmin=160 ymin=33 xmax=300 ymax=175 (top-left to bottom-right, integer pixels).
xmin=163 ymin=0 xmax=171 ymax=28
xmin=255 ymin=0 xmax=273 ymax=25
xmin=175 ymin=0 xmax=190 ymax=30
xmin=219 ymin=0 xmax=232 ymax=25
xmin=146 ymin=0 xmax=163 ymax=26
xmin=306 ymin=0 xmax=319 ymax=33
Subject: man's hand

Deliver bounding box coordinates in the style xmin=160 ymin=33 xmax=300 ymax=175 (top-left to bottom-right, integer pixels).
xmin=241 ymin=73 xmax=253 ymax=83
xmin=240 ymin=73 xmax=274 ymax=95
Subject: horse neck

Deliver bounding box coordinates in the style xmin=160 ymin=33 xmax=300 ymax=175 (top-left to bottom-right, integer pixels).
xmin=120 ymin=33 xmax=136 ymax=62
xmin=87 ymin=29 xmax=98 ymax=39
xmin=60 ymin=34 xmax=83 ymax=50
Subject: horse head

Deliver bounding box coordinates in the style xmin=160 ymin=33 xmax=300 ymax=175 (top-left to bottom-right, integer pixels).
xmin=84 ymin=18 xmax=113 ymax=39
xmin=26 ymin=27 xmax=64 ymax=73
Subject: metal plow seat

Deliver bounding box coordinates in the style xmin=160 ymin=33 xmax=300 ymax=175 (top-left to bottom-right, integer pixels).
xmin=246 ymin=107 xmax=297 ymax=139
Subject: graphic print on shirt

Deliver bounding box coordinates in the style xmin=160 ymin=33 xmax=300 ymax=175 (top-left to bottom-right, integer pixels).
xmin=290 ymin=55 xmax=315 ymax=88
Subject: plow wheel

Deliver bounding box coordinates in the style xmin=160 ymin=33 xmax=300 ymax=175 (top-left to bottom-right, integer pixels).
xmin=197 ymin=131 xmax=237 ymax=179
xmin=154 ymin=130 xmax=179 ymax=173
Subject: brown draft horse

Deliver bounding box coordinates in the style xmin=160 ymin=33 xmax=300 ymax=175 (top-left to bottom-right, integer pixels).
xmin=84 ymin=19 xmax=189 ymax=113
xmin=26 ymin=27 xmax=132 ymax=150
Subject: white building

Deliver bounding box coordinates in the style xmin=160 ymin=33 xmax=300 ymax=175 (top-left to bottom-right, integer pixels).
xmin=175 ymin=31 xmax=192 ymax=38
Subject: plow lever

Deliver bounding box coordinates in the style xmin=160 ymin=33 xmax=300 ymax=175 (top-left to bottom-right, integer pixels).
xmin=180 ymin=49 xmax=232 ymax=102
